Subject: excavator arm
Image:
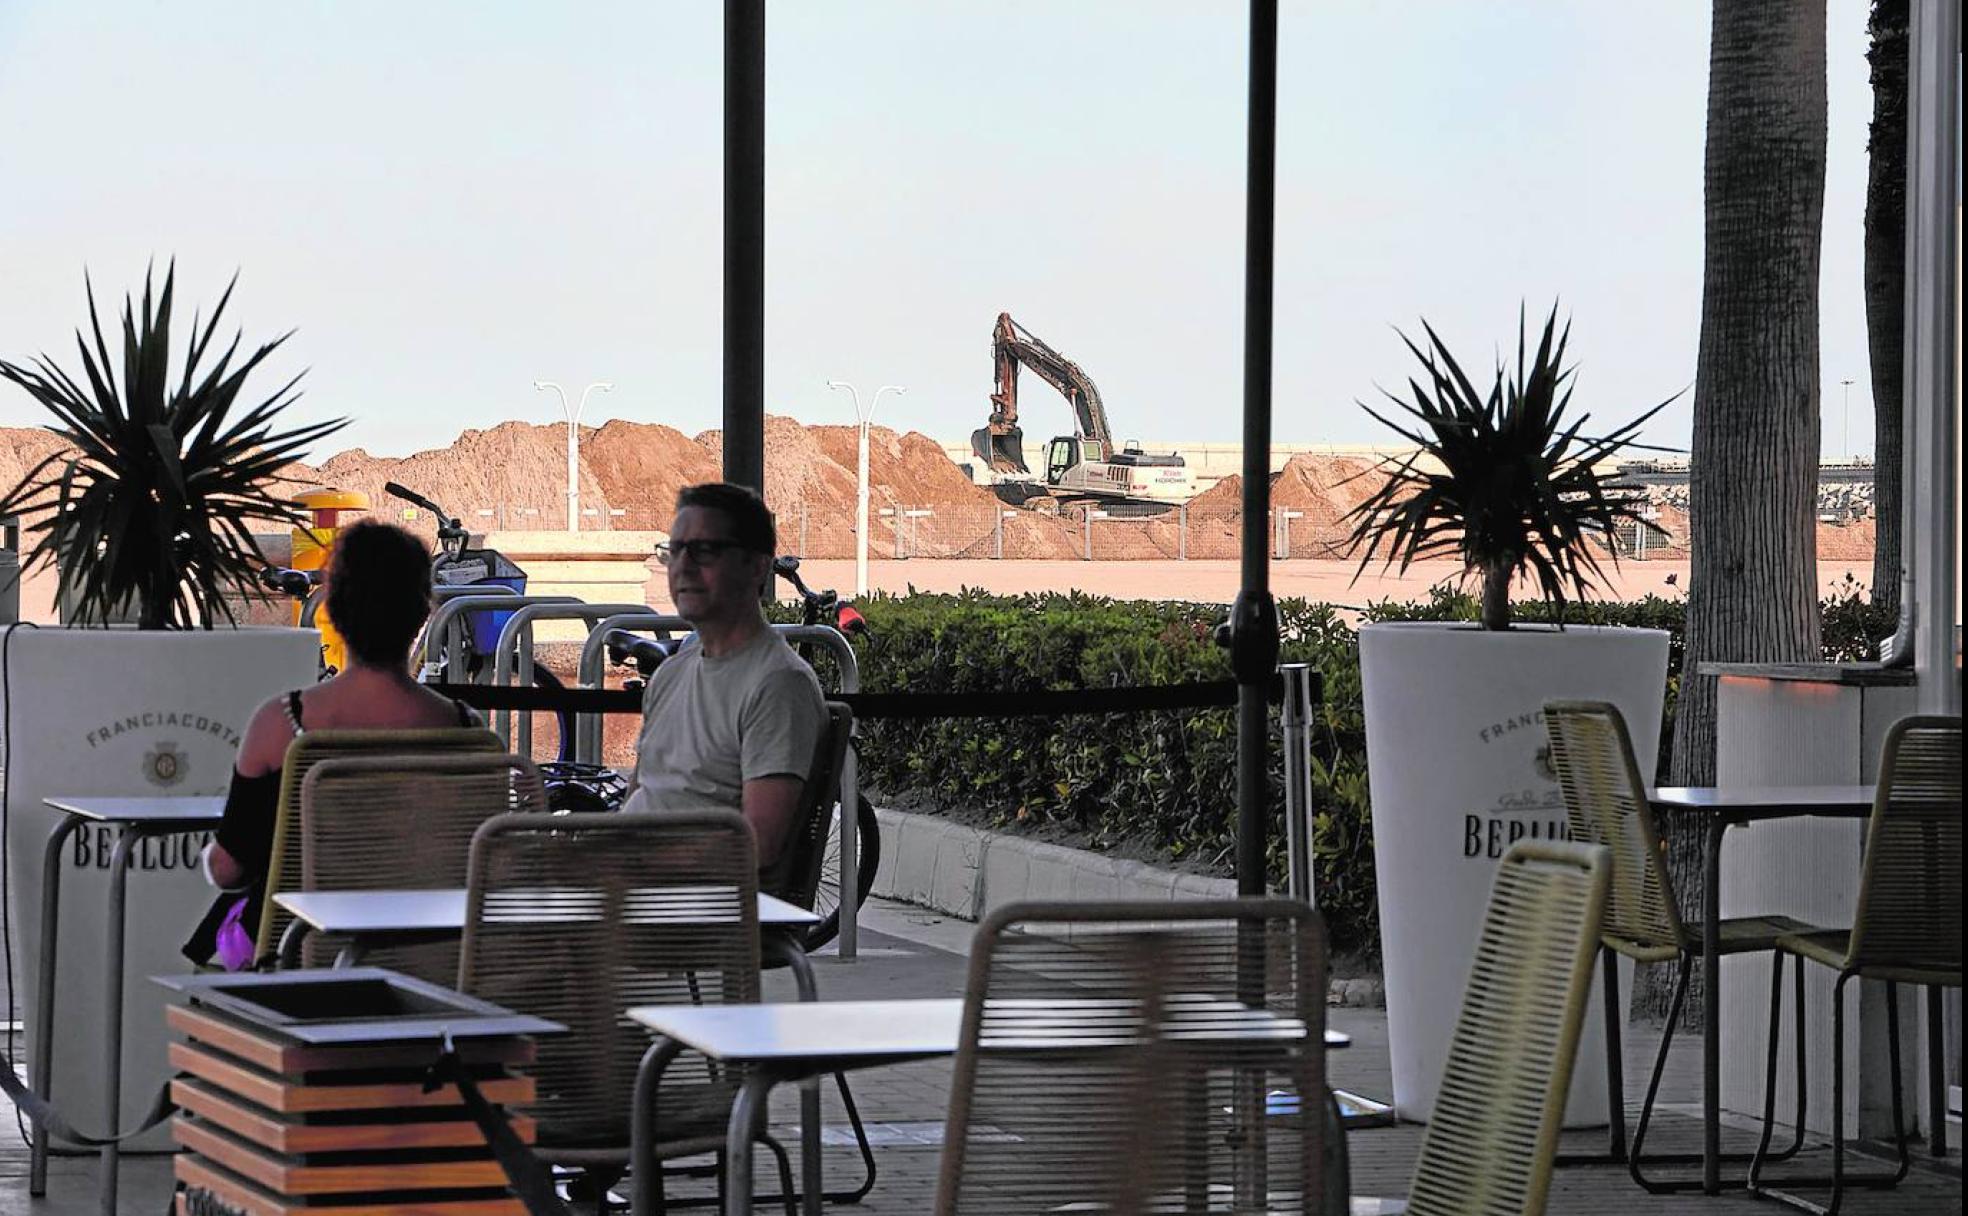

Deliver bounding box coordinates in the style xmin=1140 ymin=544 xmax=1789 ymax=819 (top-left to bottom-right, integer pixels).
xmin=970 ymin=312 xmax=1116 ymax=474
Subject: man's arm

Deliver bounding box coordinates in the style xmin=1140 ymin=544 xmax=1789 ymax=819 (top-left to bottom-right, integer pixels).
xmin=741 ymin=775 xmax=806 ymax=868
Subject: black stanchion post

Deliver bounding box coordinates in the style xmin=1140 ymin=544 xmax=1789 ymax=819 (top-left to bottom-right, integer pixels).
xmin=1233 ymin=0 xmax=1280 ymax=901
xmin=723 ymin=0 xmax=766 ymax=495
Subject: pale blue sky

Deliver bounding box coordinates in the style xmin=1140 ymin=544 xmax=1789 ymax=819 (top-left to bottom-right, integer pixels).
xmin=1 ymin=2 xmax=1878 ymax=460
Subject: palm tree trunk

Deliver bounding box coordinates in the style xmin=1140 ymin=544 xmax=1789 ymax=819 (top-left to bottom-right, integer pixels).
xmin=1658 ymin=0 xmax=1827 ymax=1017
xmin=1864 ymin=0 xmax=1908 ymax=618
xmin=1480 ymin=563 xmax=1511 ymax=631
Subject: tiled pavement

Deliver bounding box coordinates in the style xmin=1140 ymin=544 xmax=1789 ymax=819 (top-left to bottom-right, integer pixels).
xmin=3 ymin=897 xmax=1959 ymax=1215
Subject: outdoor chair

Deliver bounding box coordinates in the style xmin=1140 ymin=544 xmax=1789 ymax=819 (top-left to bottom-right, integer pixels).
xmin=745 ymin=701 xmax=887 ymax=1204
xmin=251 ymin=726 xmax=506 ymax=966
xmin=1748 ymin=714 xmax=1962 ymax=1215
xmin=933 ymin=898 xmax=1329 ymax=1215
xmin=459 ymin=809 xmax=795 ymax=1215
xmin=757 ymin=701 xmax=854 ymax=921
xmin=1542 ymin=699 xmax=1810 ymax=1191
xmin=1398 ymin=839 xmax=1612 ymax=1216
xmin=296 ymin=750 xmax=548 ymax=976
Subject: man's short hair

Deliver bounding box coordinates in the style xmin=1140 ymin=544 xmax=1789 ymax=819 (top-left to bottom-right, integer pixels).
xmin=675 ymin=483 xmax=776 ymax=554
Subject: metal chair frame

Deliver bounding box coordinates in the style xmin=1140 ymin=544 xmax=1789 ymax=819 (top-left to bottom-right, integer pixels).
xmin=1403 ymin=840 xmax=1612 ymax=1216
xmin=1749 ymin=714 xmax=1962 ymax=1216
xmin=252 ymin=726 xmax=506 ymax=964
xmin=1543 ymin=699 xmax=1808 ymax=1192
xmin=294 ymin=750 xmax=548 ymax=975
xmin=934 ymin=897 xmax=1328 ymax=1216
xmin=460 ymin=809 xmax=798 ymax=1216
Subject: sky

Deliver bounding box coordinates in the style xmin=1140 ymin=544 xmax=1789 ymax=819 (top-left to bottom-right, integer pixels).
xmin=1 ymin=2 xmax=1881 ymax=462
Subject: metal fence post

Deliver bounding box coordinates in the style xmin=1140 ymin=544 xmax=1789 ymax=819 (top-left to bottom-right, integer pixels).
xmin=994 ymin=507 xmax=1004 ymax=559
xmin=1178 ymin=503 xmax=1188 ymax=560
xmin=1083 ymin=507 xmax=1093 ymax=560
xmin=1281 ymin=663 xmax=1314 ymax=903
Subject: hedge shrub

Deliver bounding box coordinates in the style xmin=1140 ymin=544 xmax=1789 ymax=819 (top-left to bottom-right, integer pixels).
xmin=788 ymin=578 xmax=1893 ymax=957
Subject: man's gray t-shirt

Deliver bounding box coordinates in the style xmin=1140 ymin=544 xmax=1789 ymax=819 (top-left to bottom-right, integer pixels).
xmin=621 ymin=628 xmax=826 ymax=815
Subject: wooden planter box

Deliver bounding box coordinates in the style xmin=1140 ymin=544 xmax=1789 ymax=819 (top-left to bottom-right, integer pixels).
xmin=156 ymin=969 xmax=561 ymax=1216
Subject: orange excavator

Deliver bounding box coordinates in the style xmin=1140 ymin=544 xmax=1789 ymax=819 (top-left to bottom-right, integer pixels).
xmin=969 ymin=311 xmax=1194 ymax=512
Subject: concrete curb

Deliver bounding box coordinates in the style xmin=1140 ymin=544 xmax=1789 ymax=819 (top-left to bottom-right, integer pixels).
xmin=867 ymin=806 xmax=1384 ymax=1008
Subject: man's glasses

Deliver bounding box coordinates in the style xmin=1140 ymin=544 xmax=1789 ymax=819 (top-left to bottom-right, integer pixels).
xmin=655 ymin=539 xmax=750 ymax=566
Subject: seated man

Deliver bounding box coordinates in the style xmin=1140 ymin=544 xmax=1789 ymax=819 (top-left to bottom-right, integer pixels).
xmin=620 ymin=482 xmax=826 ymax=869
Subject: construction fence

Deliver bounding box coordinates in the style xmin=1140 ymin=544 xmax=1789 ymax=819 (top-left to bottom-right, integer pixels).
xmin=774 ymin=501 xmax=1366 ymax=562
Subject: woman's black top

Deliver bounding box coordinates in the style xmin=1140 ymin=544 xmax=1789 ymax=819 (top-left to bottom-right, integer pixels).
xmin=181 ymin=691 xmax=475 ymax=965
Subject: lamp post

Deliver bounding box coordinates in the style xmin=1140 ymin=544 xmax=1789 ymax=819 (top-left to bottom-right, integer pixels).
xmin=1838 ymin=377 xmax=1854 ymax=460
xmin=826 ymin=380 xmax=906 ymax=596
xmin=534 ymin=380 xmax=614 ymax=532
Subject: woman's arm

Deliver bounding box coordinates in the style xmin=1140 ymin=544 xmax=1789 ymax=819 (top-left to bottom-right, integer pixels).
xmin=201 ymin=698 xmax=292 ymax=889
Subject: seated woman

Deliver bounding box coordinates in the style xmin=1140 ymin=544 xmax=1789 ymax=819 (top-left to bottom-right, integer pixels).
xmin=183 ymin=520 xmax=480 ymax=967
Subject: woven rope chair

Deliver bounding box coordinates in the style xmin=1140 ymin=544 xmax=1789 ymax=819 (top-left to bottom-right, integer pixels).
xmin=296 ymin=751 xmax=548 ymax=977
xmin=1748 ymin=714 xmax=1962 ymax=1215
xmin=741 ymin=702 xmax=886 ymax=1206
xmin=757 ymin=701 xmax=853 ymax=919
xmin=459 ymin=810 xmax=794 ymax=1215
xmin=933 ymin=898 xmax=1327 ymax=1215
xmin=250 ymin=726 xmax=505 ymax=965
xmin=1402 ymin=840 xmax=1610 ymax=1216
xmin=1543 ymin=699 xmax=1809 ymax=1191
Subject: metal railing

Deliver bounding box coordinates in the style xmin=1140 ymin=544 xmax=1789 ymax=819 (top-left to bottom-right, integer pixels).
xmin=488 ymin=603 xmax=650 ymax=749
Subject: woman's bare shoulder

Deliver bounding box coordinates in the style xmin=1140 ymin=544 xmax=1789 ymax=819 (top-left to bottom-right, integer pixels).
xmin=237 ymin=694 xmax=300 ymax=777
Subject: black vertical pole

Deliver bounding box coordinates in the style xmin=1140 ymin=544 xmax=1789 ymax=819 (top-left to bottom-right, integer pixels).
xmin=1233 ymin=0 xmax=1280 ymax=897
xmin=723 ymin=0 xmax=766 ymax=493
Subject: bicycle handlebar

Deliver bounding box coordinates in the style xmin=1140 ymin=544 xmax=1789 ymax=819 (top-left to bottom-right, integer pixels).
xmin=386 ymin=481 xmax=469 ymax=542
xmin=603 ymin=628 xmax=680 ymax=676
xmin=384 ymin=481 xmax=443 ymax=515
xmin=258 ymin=567 xmax=319 ymax=598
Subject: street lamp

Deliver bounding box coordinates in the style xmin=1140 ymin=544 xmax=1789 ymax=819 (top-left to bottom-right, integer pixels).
xmin=827 ymin=380 xmax=906 ymax=596
xmin=534 ymin=380 xmax=614 ymax=532
xmin=1838 ymin=378 xmax=1854 ymax=460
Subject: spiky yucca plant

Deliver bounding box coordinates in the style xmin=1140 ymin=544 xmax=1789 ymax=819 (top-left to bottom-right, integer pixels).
xmin=1346 ymin=305 xmax=1673 ymax=631
xmin=0 ymin=264 xmax=346 ymax=629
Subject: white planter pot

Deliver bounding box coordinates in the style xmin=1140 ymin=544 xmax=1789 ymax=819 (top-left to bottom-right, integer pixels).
xmin=1359 ymin=621 xmax=1669 ymax=1126
xmin=2 ymin=626 xmax=319 ymax=1151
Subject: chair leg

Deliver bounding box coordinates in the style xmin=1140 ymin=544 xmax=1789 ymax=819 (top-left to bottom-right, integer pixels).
xmin=1750 ymin=953 xmax=1811 ymax=1171
xmin=1623 ymin=953 xmax=1738 ymax=1193
xmin=1603 ymin=946 xmax=1629 ymax=1160
xmin=1557 ymin=945 xmax=1631 ymax=1166
xmin=1752 ymin=971 xmax=1918 ymax=1215
xmin=1928 ymin=984 xmax=1950 ymax=1159
xmin=761 ymin=1134 xmax=799 ymax=1216
xmin=831 ymin=1070 xmax=880 ymax=1202
xmin=1884 ymin=981 xmax=1912 ymax=1187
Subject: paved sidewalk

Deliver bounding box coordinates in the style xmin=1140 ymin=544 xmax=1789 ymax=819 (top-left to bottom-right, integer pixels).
xmin=3 ymin=896 xmax=1959 ymax=1214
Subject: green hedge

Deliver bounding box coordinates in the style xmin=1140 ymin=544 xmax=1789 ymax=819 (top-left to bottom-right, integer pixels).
xmin=785 ymin=577 xmax=1892 ymax=957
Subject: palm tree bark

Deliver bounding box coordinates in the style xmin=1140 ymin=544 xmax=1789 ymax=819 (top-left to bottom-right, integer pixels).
xmin=1864 ymin=0 xmax=1908 ymax=617
xmin=1659 ymin=0 xmax=1827 ymax=1015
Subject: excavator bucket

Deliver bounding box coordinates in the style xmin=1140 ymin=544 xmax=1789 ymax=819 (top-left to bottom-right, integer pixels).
xmin=970 ymin=425 xmax=1029 ymax=474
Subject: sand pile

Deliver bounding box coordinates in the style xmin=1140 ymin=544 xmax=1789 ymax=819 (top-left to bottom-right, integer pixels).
xmin=311 ymin=421 xmax=616 ymax=538
xmin=582 ymin=419 xmax=721 ymax=530
xmin=0 ymin=419 xmax=1886 ymax=569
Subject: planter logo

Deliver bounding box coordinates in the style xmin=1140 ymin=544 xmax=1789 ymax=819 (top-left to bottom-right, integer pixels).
xmin=1533 ymin=744 xmax=1558 ymax=782
xmin=143 ymin=741 xmax=189 ymax=787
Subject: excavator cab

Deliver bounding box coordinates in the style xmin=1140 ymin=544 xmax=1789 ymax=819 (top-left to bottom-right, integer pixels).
xmin=1045 ymin=437 xmax=1079 ymax=486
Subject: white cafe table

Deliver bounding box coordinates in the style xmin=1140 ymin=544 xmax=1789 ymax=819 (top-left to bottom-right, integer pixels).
xmin=34 ymin=794 xmax=226 ymax=1216
xmin=626 ymin=996 xmax=1350 ymax=1216
xmin=1647 ymin=784 xmax=1875 ymax=1194
xmin=273 ymin=888 xmax=820 ymax=967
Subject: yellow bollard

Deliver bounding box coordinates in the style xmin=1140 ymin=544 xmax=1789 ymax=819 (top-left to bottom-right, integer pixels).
xmin=291 ymin=489 xmax=369 ymax=674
